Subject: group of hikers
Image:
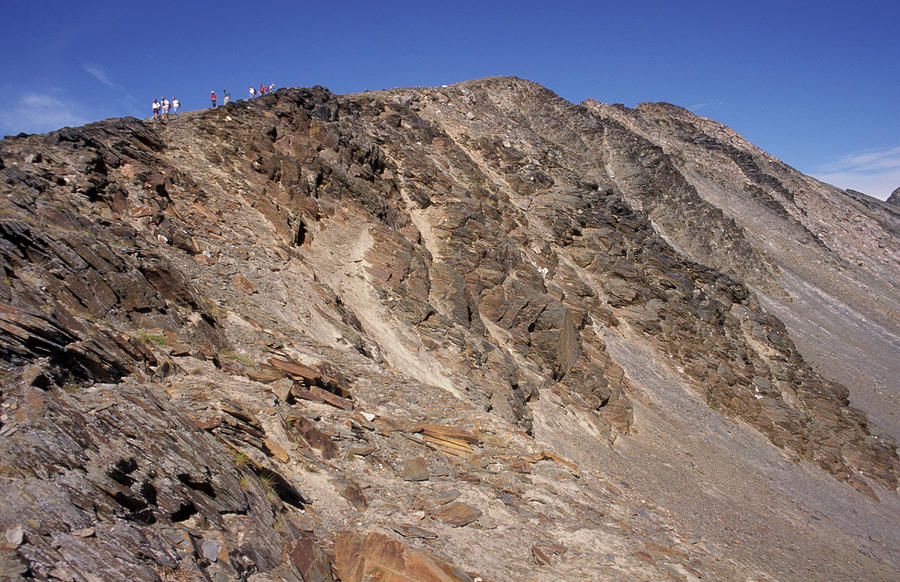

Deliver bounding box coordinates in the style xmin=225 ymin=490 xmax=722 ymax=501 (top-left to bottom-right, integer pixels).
xmin=152 ymin=82 xmax=277 ymax=120
xmin=208 ymin=83 xmax=276 ymax=108
xmin=248 ymin=83 xmax=276 ymax=99
xmin=151 ymin=97 xmax=180 ymax=120
xmin=209 ymin=89 xmax=231 ymax=108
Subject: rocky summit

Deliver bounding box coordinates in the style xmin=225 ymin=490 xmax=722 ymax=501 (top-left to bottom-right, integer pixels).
xmin=1 ymin=77 xmax=898 ymax=581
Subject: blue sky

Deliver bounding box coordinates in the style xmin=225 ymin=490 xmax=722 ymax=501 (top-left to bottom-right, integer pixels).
xmin=1 ymin=0 xmax=898 ymax=199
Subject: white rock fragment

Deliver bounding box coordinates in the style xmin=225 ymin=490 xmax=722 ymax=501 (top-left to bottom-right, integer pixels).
xmin=6 ymin=525 xmax=24 ymax=545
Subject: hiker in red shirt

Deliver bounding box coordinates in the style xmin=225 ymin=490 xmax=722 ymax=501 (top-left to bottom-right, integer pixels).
xmin=210 ymin=90 xmax=217 ymax=108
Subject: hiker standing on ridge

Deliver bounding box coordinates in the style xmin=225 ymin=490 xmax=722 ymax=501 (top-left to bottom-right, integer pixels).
xmin=172 ymin=97 xmax=180 ymax=117
xmin=223 ymin=90 xmax=230 ymax=105
xmin=152 ymin=98 xmax=160 ymax=119
xmin=210 ymin=90 xmax=217 ymax=108
xmin=161 ymin=97 xmax=170 ymax=119
xmin=249 ymin=86 xmax=255 ymax=98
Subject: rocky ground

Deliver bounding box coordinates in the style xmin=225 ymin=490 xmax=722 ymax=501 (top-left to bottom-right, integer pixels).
xmin=0 ymin=77 xmax=897 ymax=581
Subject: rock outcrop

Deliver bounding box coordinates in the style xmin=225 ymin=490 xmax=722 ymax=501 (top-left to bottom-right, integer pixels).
xmin=1 ymin=77 xmax=898 ymax=581
xmin=888 ymin=186 xmax=900 ymax=206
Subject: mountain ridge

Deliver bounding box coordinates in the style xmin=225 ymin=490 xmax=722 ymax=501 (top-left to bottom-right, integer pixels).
xmin=1 ymin=77 xmax=898 ymax=581
xmin=581 ymin=93 xmax=900 ymax=440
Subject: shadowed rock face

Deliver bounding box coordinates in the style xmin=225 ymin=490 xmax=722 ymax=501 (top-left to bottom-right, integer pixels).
xmin=0 ymin=78 xmax=898 ymax=580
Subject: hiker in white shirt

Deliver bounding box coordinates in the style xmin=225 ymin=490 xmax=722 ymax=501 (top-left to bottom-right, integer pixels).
xmin=172 ymin=97 xmax=180 ymax=117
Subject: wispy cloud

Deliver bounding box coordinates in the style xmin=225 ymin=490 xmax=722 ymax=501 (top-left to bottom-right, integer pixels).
xmin=81 ymin=61 xmax=116 ymax=88
xmin=688 ymin=101 xmax=723 ymax=112
xmin=814 ymin=146 xmax=900 ymax=200
xmin=79 ymin=60 xmax=136 ymax=112
xmin=0 ymin=93 xmax=88 ymax=135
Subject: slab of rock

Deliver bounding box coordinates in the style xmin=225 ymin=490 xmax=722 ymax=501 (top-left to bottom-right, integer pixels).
xmin=292 ymin=386 xmax=354 ymax=410
xmin=429 ymin=502 xmax=482 ymax=527
xmin=409 ymin=424 xmax=480 ymax=444
xmin=269 ymin=356 xmax=323 ymax=382
xmin=400 ymin=458 xmax=430 ymax=482
xmin=288 ymin=534 xmax=335 ymax=582
xmin=333 ymin=532 xmax=478 ymax=582
xmin=389 ymin=524 xmax=438 ymax=539
xmin=264 ymin=437 xmax=290 ymax=463
xmin=409 ymin=424 xmax=478 ymax=457
xmin=246 ymin=367 xmax=284 ymax=384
